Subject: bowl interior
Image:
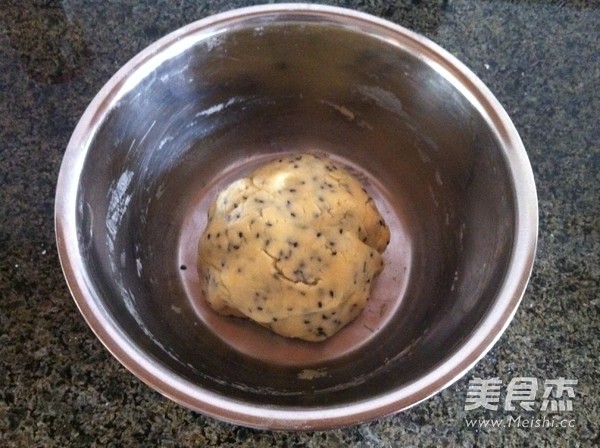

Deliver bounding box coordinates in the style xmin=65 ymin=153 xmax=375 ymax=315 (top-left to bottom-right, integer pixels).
xmin=71 ymin=16 xmax=517 ymax=416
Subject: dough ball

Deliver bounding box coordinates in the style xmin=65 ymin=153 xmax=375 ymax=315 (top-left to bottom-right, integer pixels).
xmin=197 ymin=153 xmax=390 ymax=341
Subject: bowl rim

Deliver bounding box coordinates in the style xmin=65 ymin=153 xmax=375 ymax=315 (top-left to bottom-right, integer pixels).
xmin=55 ymin=3 xmax=538 ymax=430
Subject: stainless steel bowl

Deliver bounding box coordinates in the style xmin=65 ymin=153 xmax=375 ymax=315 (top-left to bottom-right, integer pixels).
xmin=55 ymin=4 xmax=537 ymax=430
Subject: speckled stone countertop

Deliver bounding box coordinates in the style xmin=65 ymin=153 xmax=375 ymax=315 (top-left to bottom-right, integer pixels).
xmin=1 ymin=1 xmax=598 ymax=446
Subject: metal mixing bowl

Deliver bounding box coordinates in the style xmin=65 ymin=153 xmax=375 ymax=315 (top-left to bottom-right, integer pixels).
xmin=55 ymin=4 xmax=537 ymax=430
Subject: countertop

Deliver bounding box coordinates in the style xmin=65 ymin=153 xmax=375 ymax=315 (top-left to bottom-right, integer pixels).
xmin=1 ymin=1 xmax=598 ymax=446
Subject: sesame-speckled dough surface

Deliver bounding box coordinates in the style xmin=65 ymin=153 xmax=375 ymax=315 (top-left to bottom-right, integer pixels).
xmin=198 ymin=154 xmax=390 ymax=341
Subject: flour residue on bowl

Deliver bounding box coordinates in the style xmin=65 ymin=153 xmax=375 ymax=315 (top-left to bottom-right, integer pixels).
xmin=319 ymin=100 xmax=356 ymax=121
xmin=195 ymin=97 xmax=242 ymax=118
xmin=357 ymin=85 xmax=407 ymax=118
xmin=319 ymin=100 xmax=374 ymax=131
xmin=106 ymin=169 xmax=134 ymax=240
xmin=297 ymin=368 xmax=328 ymax=380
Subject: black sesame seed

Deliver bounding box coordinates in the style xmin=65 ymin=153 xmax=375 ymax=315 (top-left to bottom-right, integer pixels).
xmin=290 ymin=212 xmax=296 ymax=217
xmin=316 ymin=232 xmax=322 ymax=237
xmin=180 ymin=265 xmax=187 ymax=270
xmin=329 ymin=290 xmax=334 ymax=297
xmin=339 ymin=228 xmax=343 ymax=234
xmin=322 ymin=315 xmax=328 ymax=320
xmin=238 ymin=232 xmax=244 ymax=238
xmin=257 ymin=306 xmax=263 ymax=311
xmin=318 ymin=301 xmax=323 ymax=308
xmin=332 ymin=251 xmax=337 ymax=256
xmin=207 ymin=233 xmax=211 ymax=239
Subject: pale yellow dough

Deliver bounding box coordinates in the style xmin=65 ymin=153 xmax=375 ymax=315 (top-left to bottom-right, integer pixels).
xmin=197 ymin=154 xmax=390 ymax=341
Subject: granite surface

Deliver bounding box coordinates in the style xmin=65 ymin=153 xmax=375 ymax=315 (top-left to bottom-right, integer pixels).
xmin=0 ymin=0 xmax=598 ymax=446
